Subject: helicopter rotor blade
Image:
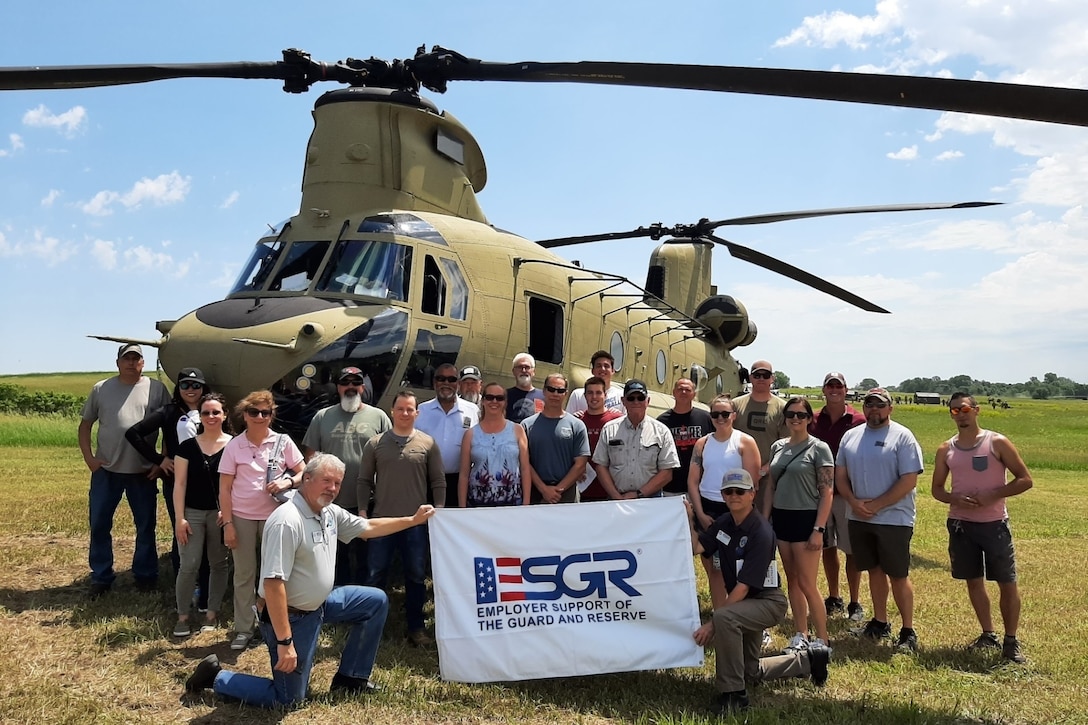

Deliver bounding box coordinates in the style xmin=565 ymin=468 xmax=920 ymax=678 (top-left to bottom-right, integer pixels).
xmin=705 ymin=201 xmax=1001 ymax=228
xmin=705 ymin=233 xmax=889 ymax=313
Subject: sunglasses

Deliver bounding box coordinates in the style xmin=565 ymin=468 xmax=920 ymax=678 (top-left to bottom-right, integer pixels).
xmin=245 ymin=408 xmax=274 ymax=418
xmin=824 ymin=382 xmax=845 ymax=389
xmin=339 ymin=378 xmax=364 ymax=386
xmin=864 ymin=401 xmax=889 ymax=409
xmin=544 ymin=385 xmax=567 ymax=394
xmin=178 ymin=381 xmax=204 ymax=391
xmin=784 ymin=410 xmax=811 ymax=419
xmin=482 ymin=393 xmax=506 ymax=402
xmin=199 ymin=409 xmax=224 ymax=417
xmin=949 ymin=405 xmax=978 ymax=415
xmin=434 ymin=375 xmax=459 ymax=383
xmin=625 ymin=393 xmax=647 ymax=402
xmin=721 ymin=487 xmax=750 ymax=497
xmin=751 ymin=371 xmax=773 ymax=379
xmin=709 ymin=410 xmax=733 ymax=419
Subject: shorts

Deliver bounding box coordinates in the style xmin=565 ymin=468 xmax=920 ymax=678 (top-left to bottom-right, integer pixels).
xmin=697 ymin=497 xmax=730 ymax=533
xmin=947 ymin=518 xmax=1017 ymax=583
xmin=771 ymin=507 xmax=818 ymax=543
xmin=822 ymin=496 xmax=853 ymax=555
xmin=848 ymin=520 xmax=913 ymax=579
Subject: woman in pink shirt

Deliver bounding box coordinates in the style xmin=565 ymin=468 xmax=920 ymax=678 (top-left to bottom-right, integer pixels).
xmin=218 ymin=390 xmax=303 ymax=650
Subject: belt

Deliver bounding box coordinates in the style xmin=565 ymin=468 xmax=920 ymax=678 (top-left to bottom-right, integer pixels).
xmin=287 ymin=606 xmax=316 ymax=615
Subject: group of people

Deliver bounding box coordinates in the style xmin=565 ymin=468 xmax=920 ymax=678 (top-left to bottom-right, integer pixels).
xmin=77 ymin=346 xmax=1033 ymax=714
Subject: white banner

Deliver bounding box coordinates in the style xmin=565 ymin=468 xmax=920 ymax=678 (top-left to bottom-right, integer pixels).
xmin=430 ymin=497 xmax=703 ymax=683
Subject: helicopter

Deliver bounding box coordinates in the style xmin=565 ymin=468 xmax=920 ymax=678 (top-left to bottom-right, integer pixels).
xmin=3 ymin=47 xmax=1086 ymax=435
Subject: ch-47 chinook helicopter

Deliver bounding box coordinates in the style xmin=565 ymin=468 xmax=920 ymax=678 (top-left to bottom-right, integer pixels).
xmin=4 ymin=48 xmax=1086 ymax=435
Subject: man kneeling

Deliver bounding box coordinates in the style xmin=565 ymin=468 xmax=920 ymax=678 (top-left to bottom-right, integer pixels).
xmin=186 ymin=453 xmax=435 ymax=707
xmin=689 ymin=469 xmax=831 ymax=715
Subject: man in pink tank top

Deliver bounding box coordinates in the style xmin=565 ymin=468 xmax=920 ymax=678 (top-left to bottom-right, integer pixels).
xmin=931 ymin=392 xmax=1033 ymax=663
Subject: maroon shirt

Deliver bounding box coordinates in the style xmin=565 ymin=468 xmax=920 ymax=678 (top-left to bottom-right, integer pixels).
xmin=809 ymin=404 xmax=866 ymax=458
xmin=576 ymin=409 xmax=624 ymax=501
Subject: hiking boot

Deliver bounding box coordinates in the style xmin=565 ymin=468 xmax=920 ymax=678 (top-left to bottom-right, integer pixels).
xmin=852 ymin=618 xmax=891 ymax=640
xmin=825 ymin=596 xmax=845 ymax=616
xmin=713 ymin=690 xmax=750 ymax=715
xmin=1002 ymin=636 xmax=1026 ymax=663
xmin=895 ymin=627 xmax=919 ymax=652
xmin=407 ymin=630 xmax=435 ymax=648
xmin=808 ymin=642 xmax=832 ymax=687
xmin=967 ymin=632 xmax=1001 ymax=651
xmin=783 ymin=632 xmax=809 ymax=654
xmin=847 ymin=601 xmax=865 ymax=623
xmin=330 ymin=672 xmax=381 ymax=695
xmin=185 ymin=654 xmax=221 ymax=692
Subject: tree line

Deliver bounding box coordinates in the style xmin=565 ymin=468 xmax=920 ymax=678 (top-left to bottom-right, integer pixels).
xmin=884 ymin=373 xmax=1086 ymax=400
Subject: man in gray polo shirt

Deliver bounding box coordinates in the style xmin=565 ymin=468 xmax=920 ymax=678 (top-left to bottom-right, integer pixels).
xmin=185 ymin=453 xmax=434 ymax=707
xmin=592 ymin=380 xmax=680 ymax=499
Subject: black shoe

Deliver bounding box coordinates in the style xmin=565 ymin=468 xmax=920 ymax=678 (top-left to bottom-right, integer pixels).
xmin=1002 ymin=635 xmax=1026 ymax=663
xmin=895 ymin=627 xmax=919 ymax=652
xmin=853 ymin=618 xmax=891 ymax=640
xmin=329 ymin=672 xmax=381 ymax=696
xmin=824 ymin=596 xmax=845 ymax=616
xmin=713 ymin=690 xmax=750 ymax=715
xmin=847 ymin=601 xmax=865 ymax=623
xmin=134 ymin=578 xmax=158 ymax=593
xmin=88 ymin=581 xmax=111 ymax=600
xmin=808 ymin=644 xmax=831 ymax=687
xmin=185 ymin=654 xmax=221 ymax=692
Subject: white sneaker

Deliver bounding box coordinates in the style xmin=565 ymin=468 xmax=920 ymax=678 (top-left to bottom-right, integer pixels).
xmin=783 ymin=632 xmax=809 ymax=654
xmin=230 ymin=631 xmax=253 ymax=650
xmin=761 ymin=630 xmax=773 ymax=649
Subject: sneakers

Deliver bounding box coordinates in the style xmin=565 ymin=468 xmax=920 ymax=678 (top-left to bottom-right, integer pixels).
xmin=967 ymin=632 xmax=1001 ymax=651
xmin=895 ymin=627 xmax=919 ymax=652
xmin=199 ymin=617 xmax=219 ymax=633
xmin=808 ymin=643 xmax=831 ymax=687
xmin=172 ymin=619 xmax=191 ymax=638
xmin=847 ymin=601 xmax=865 ymax=623
xmin=761 ymin=630 xmax=773 ymax=650
xmin=230 ymin=631 xmax=254 ymax=650
xmin=185 ymin=654 xmax=221 ymax=692
xmin=783 ymin=632 xmax=809 ymax=654
xmin=825 ymin=596 xmax=845 ymax=616
xmin=407 ymin=630 xmax=435 ymax=648
xmin=1002 ymin=635 xmax=1027 ymax=663
xmin=329 ymin=672 xmax=382 ymax=695
xmin=713 ymin=690 xmax=750 ymax=715
xmin=853 ymin=618 xmax=891 ymax=640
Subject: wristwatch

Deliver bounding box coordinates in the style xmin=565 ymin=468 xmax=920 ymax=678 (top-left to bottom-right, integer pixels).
xmin=813 ymin=526 xmax=826 ymax=533
xmin=276 ymin=635 xmax=293 ymax=646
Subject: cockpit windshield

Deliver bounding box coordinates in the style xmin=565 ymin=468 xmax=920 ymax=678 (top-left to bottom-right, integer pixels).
xmin=230 ymin=239 xmax=283 ymax=294
xmin=316 ymin=240 xmax=412 ymax=301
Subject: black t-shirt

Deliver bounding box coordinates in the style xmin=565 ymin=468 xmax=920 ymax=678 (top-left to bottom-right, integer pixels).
xmin=657 ymin=408 xmax=714 ymax=494
xmin=175 ymin=437 xmax=225 ymax=511
xmin=506 ymin=386 xmax=544 ymax=424
xmin=697 ymin=509 xmax=778 ymax=594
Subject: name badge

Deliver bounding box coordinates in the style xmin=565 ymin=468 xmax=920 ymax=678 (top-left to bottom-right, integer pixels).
xmin=716 ymin=530 xmax=731 ymax=546
xmin=764 ymin=561 xmax=780 ymax=588
xmin=312 ymin=530 xmax=325 ymax=544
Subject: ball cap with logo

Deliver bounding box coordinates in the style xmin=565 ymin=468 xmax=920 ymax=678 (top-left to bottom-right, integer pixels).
xmin=338 ymin=366 xmax=365 ymax=383
xmin=623 ymin=379 xmax=649 ymax=396
xmin=117 ymin=343 xmax=143 ymax=359
xmin=823 ymin=371 xmax=847 ymax=386
xmin=177 ymin=367 xmax=205 ymax=385
xmin=864 ymin=387 xmax=893 ymax=405
xmin=459 ymin=365 xmax=482 ymax=381
xmin=721 ymin=468 xmax=755 ymax=491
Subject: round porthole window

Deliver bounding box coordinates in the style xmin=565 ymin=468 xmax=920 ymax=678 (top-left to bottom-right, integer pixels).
xmin=655 ymin=350 xmax=667 ymax=384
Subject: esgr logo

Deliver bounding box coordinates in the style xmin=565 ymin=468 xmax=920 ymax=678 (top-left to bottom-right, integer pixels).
xmin=475 ymin=551 xmax=641 ymax=604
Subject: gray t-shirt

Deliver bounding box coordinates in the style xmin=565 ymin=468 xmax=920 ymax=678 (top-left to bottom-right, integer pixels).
xmin=837 ymin=421 xmax=924 ymax=527
xmin=521 ymin=412 xmax=590 ymax=484
xmin=769 ymin=436 xmax=834 ymax=510
xmin=302 ymin=404 xmax=391 ymax=510
xmin=732 ymin=394 xmax=788 ymax=466
xmin=81 ymin=375 xmax=171 ymax=474
xmin=258 ymin=493 xmax=369 ymax=611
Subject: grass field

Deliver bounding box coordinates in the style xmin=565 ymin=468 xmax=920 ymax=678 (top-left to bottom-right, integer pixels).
xmin=1 ymin=377 xmax=1086 ymax=724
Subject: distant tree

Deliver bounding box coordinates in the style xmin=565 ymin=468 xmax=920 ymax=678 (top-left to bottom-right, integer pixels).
xmin=858 ymin=377 xmax=879 ymax=389
xmin=774 ymin=371 xmax=791 ymax=390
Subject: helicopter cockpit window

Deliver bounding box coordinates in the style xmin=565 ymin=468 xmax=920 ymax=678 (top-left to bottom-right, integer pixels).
xmin=316 ymin=240 xmax=411 ymax=301
xmin=528 ymin=296 xmax=564 ymax=364
xmin=231 ymin=239 xmax=284 ymax=294
xmin=269 ymin=241 xmax=326 ymax=292
xmin=358 ymin=214 xmax=448 ymax=246
xmin=422 ymin=255 xmax=447 ymax=316
xmin=438 ymin=257 xmax=468 ymax=321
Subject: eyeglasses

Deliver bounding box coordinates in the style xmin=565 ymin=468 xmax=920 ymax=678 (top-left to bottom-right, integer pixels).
xmin=949 ymin=405 xmax=978 ymax=415
xmin=178 ymin=381 xmax=204 ymax=391
xmin=339 ymin=378 xmax=364 ymax=386
xmin=625 ymin=394 xmax=647 ymax=402
xmin=513 ymin=364 xmax=533 ymax=371
xmin=434 ymin=375 xmax=459 ymax=383
xmin=199 ymin=409 xmax=223 ymax=417
xmin=544 ymin=385 xmax=567 ymax=394
xmin=751 ymin=371 xmax=773 ymax=379
xmin=482 ymin=393 xmax=506 ymax=402
xmin=245 ymin=408 xmax=274 ymax=418
xmin=784 ymin=410 xmax=811 ymax=419
xmin=863 ymin=401 xmax=888 ymax=409
xmin=721 ymin=488 xmax=750 ymax=497
xmin=709 ymin=410 xmax=733 ymax=419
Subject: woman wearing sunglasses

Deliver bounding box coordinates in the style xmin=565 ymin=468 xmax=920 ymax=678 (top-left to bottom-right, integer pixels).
xmin=688 ymin=395 xmax=761 ymax=608
xmin=458 ymin=382 xmax=531 ymax=507
xmin=172 ymin=393 xmax=233 ymax=637
xmin=218 ymin=390 xmax=304 ymax=650
xmin=763 ymin=396 xmax=834 ymax=653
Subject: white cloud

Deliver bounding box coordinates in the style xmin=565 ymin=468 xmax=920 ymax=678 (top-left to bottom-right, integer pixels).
xmin=88 ymin=237 xmax=191 ymax=277
xmin=79 ymin=171 xmax=192 ymax=216
xmin=219 ymin=191 xmax=240 ymax=209
xmin=886 ymin=145 xmax=918 ymax=160
xmin=0 ymin=133 xmax=24 ymax=157
xmin=935 ymin=150 xmax=964 ymax=161
xmin=774 ymin=0 xmax=903 ymax=50
xmin=90 ymin=239 xmax=118 ymax=270
xmin=0 ymin=229 xmax=78 ymax=265
xmin=22 ymin=105 xmax=87 ymax=137
xmin=40 ymin=189 xmax=61 ymax=207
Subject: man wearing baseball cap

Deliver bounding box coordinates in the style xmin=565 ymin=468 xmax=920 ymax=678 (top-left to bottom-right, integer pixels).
xmin=592 ymin=380 xmax=679 ymax=500
xmin=457 ymin=365 xmax=483 ymax=405
xmin=835 ymin=388 xmax=924 ymax=652
xmin=732 ymin=360 xmax=788 ymax=513
xmin=689 ymin=468 xmax=831 ymax=714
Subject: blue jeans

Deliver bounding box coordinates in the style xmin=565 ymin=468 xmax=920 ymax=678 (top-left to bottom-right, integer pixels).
xmin=366 ymin=525 xmax=429 ymax=632
xmin=88 ymin=468 xmax=159 ymax=584
xmin=213 ymin=585 xmax=389 ymax=707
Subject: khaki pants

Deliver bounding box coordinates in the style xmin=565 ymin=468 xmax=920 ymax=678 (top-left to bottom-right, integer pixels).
xmin=713 ymin=588 xmax=812 ymax=692
xmin=230 ymin=516 xmax=266 ymax=633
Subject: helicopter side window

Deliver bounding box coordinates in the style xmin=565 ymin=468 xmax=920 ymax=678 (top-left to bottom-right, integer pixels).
xmin=316 ymin=240 xmax=412 ymax=301
xmin=527 ymin=296 xmax=564 ymax=364
xmin=231 ymin=239 xmax=284 ymax=294
xmin=438 ymin=257 xmax=468 ymax=321
xmin=422 ymin=255 xmax=447 ymax=316
xmin=269 ymin=241 xmax=326 ymax=292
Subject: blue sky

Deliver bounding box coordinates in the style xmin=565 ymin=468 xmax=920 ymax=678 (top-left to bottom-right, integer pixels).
xmin=2 ymin=1 xmax=1086 ymax=387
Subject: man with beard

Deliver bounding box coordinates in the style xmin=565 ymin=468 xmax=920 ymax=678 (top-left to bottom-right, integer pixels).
xmin=506 ymin=352 xmax=545 ymax=424
xmin=732 ymin=360 xmax=788 ymax=513
xmin=185 ymin=453 xmax=435 ymax=707
xmin=303 ymin=367 xmax=391 ymax=584
xmin=458 ymin=365 xmax=483 ymax=405
xmin=418 ymin=363 xmax=480 ymax=508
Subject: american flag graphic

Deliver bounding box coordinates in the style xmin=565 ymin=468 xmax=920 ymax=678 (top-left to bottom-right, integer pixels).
xmin=475 ymin=556 xmax=525 ymax=604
